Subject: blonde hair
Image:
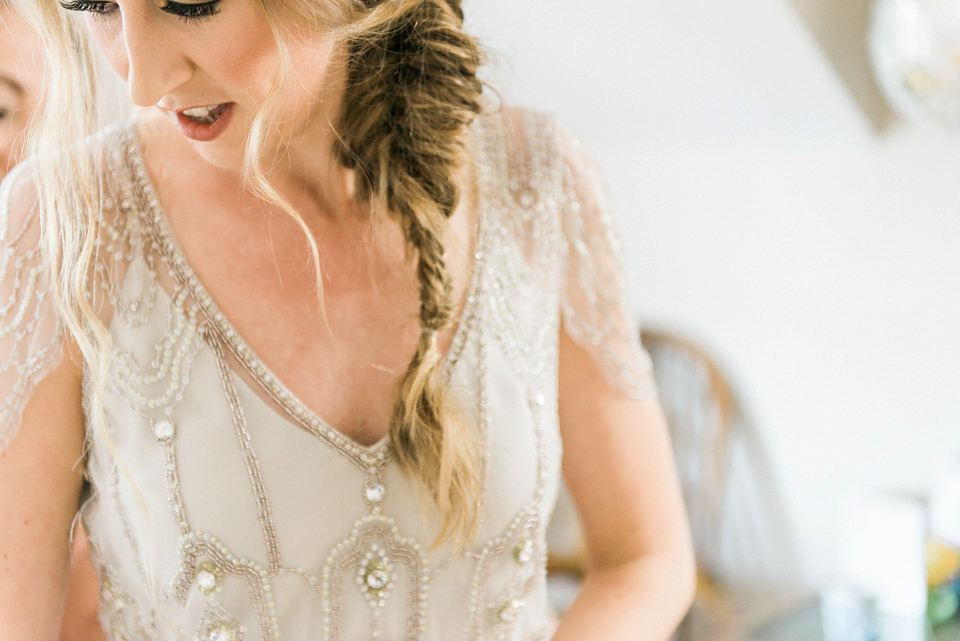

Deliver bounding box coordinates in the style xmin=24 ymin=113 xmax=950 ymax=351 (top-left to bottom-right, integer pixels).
xmin=15 ymin=0 xmax=485 ymax=549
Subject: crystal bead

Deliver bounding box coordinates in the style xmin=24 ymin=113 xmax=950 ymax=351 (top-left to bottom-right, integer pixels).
xmin=206 ymin=621 xmax=237 ymax=641
xmin=153 ymin=420 xmax=174 ymax=442
xmin=365 ymin=484 xmax=385 ymax=503
xmin=366 ymin=567 xmax=389 ymax=590
xmin=197 ymin=570 xmax=217 ymax=591
xmin=195 ymin=561 xmax=222 ymax=595
xmin=359 ymin=556 xmax=393 ymax=601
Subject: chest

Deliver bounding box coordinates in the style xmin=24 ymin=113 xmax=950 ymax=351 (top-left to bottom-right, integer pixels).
xmin=148 ymin=194 xmax=474 ymax=448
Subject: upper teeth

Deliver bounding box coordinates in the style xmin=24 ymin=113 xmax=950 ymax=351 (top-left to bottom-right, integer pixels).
xmin=183 ymin=105 xmax=218 ymax=118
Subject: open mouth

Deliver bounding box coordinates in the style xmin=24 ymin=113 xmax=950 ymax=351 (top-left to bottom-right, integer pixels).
xmin=171 ymin=102 xmax=236 ymax=142
xmin=180 ymin=103 xmax=230 ymax=125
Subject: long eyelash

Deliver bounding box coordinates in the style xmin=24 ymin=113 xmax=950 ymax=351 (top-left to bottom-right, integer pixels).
xmin=160 ymin=0 xmax=221 ymax=23
xmin=59 ymin=0 xmax=115 ymax=15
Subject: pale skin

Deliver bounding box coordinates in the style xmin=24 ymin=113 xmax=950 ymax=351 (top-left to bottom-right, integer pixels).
xmin=0 ymin=4 xmax=44 ymax=176
xmin=0 ymin=0 xmax=696 ymax=638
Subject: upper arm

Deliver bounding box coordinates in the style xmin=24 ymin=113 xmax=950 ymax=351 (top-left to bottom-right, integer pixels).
xmin=558 ymin=325 xmax=691 ymax=570
xmin=552 ymin=122 xmax=692 ymax=570
xmin=0 ymin=166 xmax=85 ymax=640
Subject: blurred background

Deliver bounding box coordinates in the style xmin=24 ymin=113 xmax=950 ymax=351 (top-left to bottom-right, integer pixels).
xmin=463 ymin=0 xmax=960 ymax=635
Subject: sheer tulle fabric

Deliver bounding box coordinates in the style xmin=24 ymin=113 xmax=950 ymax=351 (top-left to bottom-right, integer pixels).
xmin=0 ymin=165 xmax=64 ymax=453
xmin=558 ymin=130 xmax=656 ymax=400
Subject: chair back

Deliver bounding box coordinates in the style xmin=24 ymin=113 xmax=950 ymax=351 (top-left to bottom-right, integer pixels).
xmin=546 ymin=328 xmax=799 ymax=588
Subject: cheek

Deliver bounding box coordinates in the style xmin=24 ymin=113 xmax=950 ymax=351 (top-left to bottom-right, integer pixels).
xmin=87 ymin=18 xmax=130 ymax=81
xmin=0 ymin=130 xmax=12 ymax=170
xmin=0 ymin=114 xmax=25 ymax=173
xmin=204 ymin=47 xmax=274 ymax=96
xmin=194 ymin=9 xmax=280 ymax=96
xmin=280 ymin=39 xmax=342 ymax=114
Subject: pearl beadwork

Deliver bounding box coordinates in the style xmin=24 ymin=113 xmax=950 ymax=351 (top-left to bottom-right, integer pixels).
xmin=514 ymin=539 xmax=534 ymax=564
xmin=498 ymin=599 xmax=524 ymax=623
xmin=153 ymin=420 xmax=174 ymax=443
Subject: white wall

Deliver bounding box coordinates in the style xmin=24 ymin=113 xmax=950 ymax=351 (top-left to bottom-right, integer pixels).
xmin=465 ymin=0 xmax=960 ymax=585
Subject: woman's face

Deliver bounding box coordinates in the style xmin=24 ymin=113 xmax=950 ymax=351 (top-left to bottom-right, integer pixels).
xmin=0 ymin=6 xmax=44 ymax=178
xmin=68 ymin=0 xmax=343 ymax=168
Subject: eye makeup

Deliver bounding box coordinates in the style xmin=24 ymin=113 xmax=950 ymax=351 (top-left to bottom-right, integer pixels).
xmin=160 ymin=0 xmax=221 ymax=22
xmin=58 ymin=0 xmax=116 ymax=16
xmin=58 ymin=0 xmax=222 ymax=23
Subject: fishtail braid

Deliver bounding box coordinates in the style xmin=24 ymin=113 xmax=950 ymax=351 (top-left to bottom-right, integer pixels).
xmin=336 ymin=0 xmax=485 ymax=546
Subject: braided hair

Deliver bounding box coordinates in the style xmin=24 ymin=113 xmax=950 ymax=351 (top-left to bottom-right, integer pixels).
xmin=336 ymin=0 xmax=485 ymax=546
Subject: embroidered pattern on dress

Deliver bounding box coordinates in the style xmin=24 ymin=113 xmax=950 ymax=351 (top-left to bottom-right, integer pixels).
xmin=82 ymin=525 xmax=160 ymax=641
xmin=209 ymin=336 xmax=283 ymax=571
xmin=320 ymin=516 xmax=428 ymax=641
xmin=558 ymin=134 xmax=657 ymax=401
xmin=173 ymin=532 xmax=280 ymax=640
xmin=460 ymin=132 xmax=563 ymax=619
xmin=58 ymin=107 xmax=656 ymax=640
xmin=125 ymin=121 xmax=490 ymax=474
xmin=195 ymin=601 xmax=246 ymax=641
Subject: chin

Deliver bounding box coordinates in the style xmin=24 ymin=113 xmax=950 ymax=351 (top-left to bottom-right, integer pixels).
xmin=183 ymin=109 xmax=252 ymax=173
xmin=189 ymin=139 xmax=248 ymax=172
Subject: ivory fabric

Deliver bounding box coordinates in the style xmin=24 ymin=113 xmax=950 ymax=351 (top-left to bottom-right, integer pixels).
xmin=0 ymin=108 xmax=655 ymax=641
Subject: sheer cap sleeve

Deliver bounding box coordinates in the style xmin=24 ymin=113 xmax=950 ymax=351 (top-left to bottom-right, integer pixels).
xmin=0 ymin=164 xmax=65 ymax=453
xmin=557 ymin=125 xmax=657 ymax=400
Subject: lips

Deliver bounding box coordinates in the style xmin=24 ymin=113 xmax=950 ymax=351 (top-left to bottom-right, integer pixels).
xmin=171 ymin=102 xmax=236 ymax=142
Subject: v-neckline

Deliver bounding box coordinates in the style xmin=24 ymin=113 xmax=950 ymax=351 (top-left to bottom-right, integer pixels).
xmin=122 ymin=119 xmax=494 ymax=467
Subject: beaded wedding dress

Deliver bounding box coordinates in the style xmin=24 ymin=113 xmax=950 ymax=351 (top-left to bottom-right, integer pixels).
xmin=0 ymin=108 xmax=655 ymax=641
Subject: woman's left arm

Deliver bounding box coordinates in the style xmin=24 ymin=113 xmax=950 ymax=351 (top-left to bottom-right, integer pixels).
xmin=552 ymin=324 xmax=696 ymax=641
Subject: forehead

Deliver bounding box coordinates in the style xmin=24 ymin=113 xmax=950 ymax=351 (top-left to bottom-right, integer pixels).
xmin=0 ymin=6 xmax=44 ymax=96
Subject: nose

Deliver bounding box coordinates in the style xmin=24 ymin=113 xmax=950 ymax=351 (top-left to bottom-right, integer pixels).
xmin=121 ymin=10 xmax=193 ymax=107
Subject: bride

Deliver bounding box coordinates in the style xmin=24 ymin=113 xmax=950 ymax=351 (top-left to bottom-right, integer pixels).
xmin=0 ymin=0 xmax=695 ymax=639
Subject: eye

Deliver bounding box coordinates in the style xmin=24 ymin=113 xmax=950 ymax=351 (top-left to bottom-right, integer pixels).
xmin=0 ymin=108 xmax=9 ymax=121
xmin=160 ymin=0 xmax=221 ymax=23
xmin=59 ymin=0 xmax=119 ymax=17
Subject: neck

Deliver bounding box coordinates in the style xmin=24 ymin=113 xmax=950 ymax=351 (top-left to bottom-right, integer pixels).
xmin=158 ymin=39 xmax=363 ymax=228
xmin=261 ymin=40 xmax=360 ymax=226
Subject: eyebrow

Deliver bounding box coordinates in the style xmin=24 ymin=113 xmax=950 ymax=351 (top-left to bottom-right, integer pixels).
xmin=0 ymin=73 xmax=25 ymax=96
